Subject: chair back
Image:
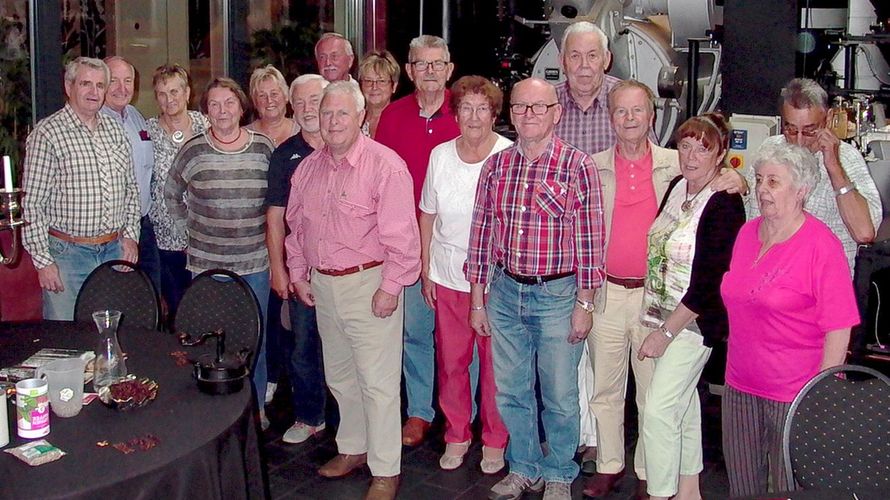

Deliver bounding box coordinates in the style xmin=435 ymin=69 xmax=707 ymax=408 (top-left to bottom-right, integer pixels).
xmin=782 ymin=364 xmax=890 ymax=491
xmin=74 ymin=260 xmax=160 ymax=330
xmin=174 ymin=269 xmax=261 ymax=370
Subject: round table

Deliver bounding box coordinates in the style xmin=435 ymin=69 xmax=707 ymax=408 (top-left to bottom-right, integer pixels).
xmin=0 ymin=321 xmax=265 ymax=499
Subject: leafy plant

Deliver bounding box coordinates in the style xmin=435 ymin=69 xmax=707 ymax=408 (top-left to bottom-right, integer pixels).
xmin=250 ymin=21 xmax=321 ymax=83
xmin=0 ymin=15 xmax=31 ymax=176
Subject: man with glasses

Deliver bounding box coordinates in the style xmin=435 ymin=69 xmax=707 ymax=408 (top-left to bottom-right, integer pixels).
xmin=466 ymin=77 xmax=605 ymax=500
xmin=376 ymin=34 xmax=460 ymax=447
xmin=741 ymin=78 xmax=881 ymax=270
xmin=315 ymin=33 xmax=355 ymax=82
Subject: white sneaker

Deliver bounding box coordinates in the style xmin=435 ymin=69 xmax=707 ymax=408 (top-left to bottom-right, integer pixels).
xmin=282 ymin=421 xmax=326 ymax=444
xmin=264 ymin=382 xmax=278 ymax=404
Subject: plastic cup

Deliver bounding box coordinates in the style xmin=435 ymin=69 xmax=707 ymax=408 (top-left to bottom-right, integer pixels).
xmin=15 ymin=378 xmax=50 ymax=438
xmin=36 ymin=357 xmax=87 ymax=418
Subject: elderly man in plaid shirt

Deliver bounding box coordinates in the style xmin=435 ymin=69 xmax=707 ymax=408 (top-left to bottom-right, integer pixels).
xmin=466 ymin=78 xmax=605 ymax=500
xmin=23 ymin=57 xmax=140 ymax=320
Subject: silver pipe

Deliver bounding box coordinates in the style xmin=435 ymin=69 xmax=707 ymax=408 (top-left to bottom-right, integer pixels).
xmin=442 ymin=0 xmax=450 ymax=43
xmin=419 ymin=0 xmax=424 ymax=35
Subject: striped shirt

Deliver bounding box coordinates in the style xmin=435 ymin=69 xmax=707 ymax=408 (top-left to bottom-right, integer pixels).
xmin=553 ymin=76 xmax=621 ymax=155
xmin=164 ymin=131 xmax=272 ymax=275
xmin=22 ymin=104 xmax=141 ymax=269
xmin=465 ymin=136 xmax=606 ymax=289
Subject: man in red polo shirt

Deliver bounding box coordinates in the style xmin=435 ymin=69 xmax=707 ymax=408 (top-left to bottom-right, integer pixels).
xmin=375 ymin=34 xmax=460 ymax=447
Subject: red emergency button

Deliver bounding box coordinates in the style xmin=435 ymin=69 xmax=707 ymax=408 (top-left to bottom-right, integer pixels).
xmin=729 ymin=156 xmax=742 ymax=168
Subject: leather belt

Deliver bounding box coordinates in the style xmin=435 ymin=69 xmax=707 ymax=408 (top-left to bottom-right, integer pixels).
xmin=316 ymin=260 xmax=383 ymax=277
xmin=607 ymin=274 xmax=645 ymax=289
xmin=499 ymin=263 xmax=575 ymax=285
xmin=48 ymin=228 xmax=120 ymax=245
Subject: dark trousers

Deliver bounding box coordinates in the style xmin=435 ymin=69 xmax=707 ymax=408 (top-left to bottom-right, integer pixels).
xmin=139 ymin=216 xmax=162 ymax=294
xmin=158 ymin=249 xmax=190 ymax=328
xmin=285 ymin=297 xmax=326 ymax=426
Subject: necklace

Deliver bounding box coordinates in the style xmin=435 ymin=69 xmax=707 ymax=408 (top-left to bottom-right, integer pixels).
xmin=210 ymin=127 xmax=242 ymax=145
xmin=681 ymin=174 xmax=717 ymax=212
xmin=162 ymin=115 xmax=189 ymax=144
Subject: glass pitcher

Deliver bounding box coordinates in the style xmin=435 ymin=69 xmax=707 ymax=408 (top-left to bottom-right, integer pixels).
xmin=91 ymin=310 xmax=128 ymax=392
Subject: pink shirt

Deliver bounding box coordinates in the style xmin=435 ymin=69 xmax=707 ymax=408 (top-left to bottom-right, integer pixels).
xmin=284 ymin=134 xmax=421 ymax=296
xmin=721 ymin=214 xmax=859 ymax=402
xmin=605 ymin=146 xmax=657 ymax=278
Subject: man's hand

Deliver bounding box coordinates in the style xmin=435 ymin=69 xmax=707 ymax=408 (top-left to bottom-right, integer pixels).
xmin=270 ymin=268 xmax=290 ymax=299
xmin=713 ymin=167 xmax=748 ymax=195
xmin=469 ymin=308 xmax=491 ymax=337
xmin=567 ymin=307 xmax=592 ymax=344
xmin=121 ymin=238 xmax=139 ymax=264
xmin=637 ymin=328 xmax=672 ymax=360
xmin=291 ymin=279 xmax=315 ymax=307
xmin=372 ymin=289 xmax=399 ymax=318
xmin=813 ymin=128 xmax=842 ymax=170
xmin=37 ymin=264 xmax=64 ymax=293
xmin=420 ymin=276 xmax=437 ymax=310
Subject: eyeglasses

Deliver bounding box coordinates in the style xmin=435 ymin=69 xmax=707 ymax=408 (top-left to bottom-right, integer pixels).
xmin=782 ymin=123 xmax=819 ymax=137
xmin=510 ymin=102 xmax=559 ymax=115
xmin=410 ymin=60 xmax=449 ymax=72
xmin=360 ymin=78 xmax=390 ymax=88
xmin=458 ymin=104 xmax=492 ymax=117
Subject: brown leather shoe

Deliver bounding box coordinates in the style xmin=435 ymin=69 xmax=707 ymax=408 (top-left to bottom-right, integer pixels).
xmin=632 ymin=479 xmax=648 ymax=500
xmin=364 ymin=475 xmax=399 ymax=500
xmin=318 ymin=453 xmax=367 ymax=478
xmin=401 ymin=417 xmax=431 ymax=446
xmin=582 ymin=470 xmax=625 ymax=497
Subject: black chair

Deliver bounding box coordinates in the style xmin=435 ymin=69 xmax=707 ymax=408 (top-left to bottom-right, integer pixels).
xmin=782 ymin=364 xmax=890 ymax=491
xmin=74 ymin=260 xmax=161 ymax=330
xmin=174 ymin=269 xmax=261 ymax=371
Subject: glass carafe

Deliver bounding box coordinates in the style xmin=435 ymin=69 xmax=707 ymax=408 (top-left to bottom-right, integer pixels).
xmin=91 ymin=310 xmax=128 ymax=392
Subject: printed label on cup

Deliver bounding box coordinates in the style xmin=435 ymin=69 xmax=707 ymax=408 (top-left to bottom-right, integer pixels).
xmin=16 ymin=378 xmax=50 ymax=439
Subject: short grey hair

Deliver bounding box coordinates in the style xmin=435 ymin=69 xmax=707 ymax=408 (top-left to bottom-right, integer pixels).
xmin=607 ymin=80 xmax=655 ymax=113
xmin=753 ymin=142 xmax=822 ymax=204
xmin=64 ymin=57 xmax=109 ymax=85
xmin=289 ymin=74 xmax=329 ymax=104
xmin=323 ymin=80 xmax=365 ymax=113
xmin=315 ymin=32 xmax=354 ymax=57
xmin=560 ymin=21 xmax=609 ymax=55
xmin=780 ymin=78 xmax=829 ymax=110
xmin=103 ymin=55 xmax=135 ymax=74
xmin=408 ymin=35 xmax=451 ymax=62
xmin=249 ymin=65 xmax=288 ymax=99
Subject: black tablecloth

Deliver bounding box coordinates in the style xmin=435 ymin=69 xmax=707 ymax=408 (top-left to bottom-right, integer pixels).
xmin=0 ymin=321 xmax=266 ymax=500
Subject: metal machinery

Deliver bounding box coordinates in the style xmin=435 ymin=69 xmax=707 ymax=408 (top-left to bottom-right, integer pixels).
xmin=522 ymin=0 xmax=723 ymax=145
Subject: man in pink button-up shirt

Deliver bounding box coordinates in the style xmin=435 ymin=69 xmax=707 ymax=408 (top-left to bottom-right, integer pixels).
xmin=284 ymin=80 xmax=420 ymax=500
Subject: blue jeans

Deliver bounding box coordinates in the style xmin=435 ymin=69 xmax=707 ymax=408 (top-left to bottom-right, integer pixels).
xmin=488 ymin=267 xmax=583 ymax=483
xmin=266 ymin=292 xmax=287 ymax=384
xmin=403 ymin=280 xmax=435 ymax=422
xmin=43 ymin=235 xmax=123 ymax=320
xmin=286 ymin=297 xmax=326 ymax=426
xmin=158 ymin=249 xmax=190 ymax=326
xmin=138 ymin=216 xmax=161 ymax=295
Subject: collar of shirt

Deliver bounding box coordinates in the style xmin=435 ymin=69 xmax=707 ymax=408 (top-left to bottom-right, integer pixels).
xmin=560 ymin=80 xmax=609 ymax=113
xmin=517 ymin=135 xmax=560 ymax=163
xmin=319 ymin=132 xmax=370 ymax=169
xmin=412 ymin=89 xmax=453 ymax=119
xmin=63 ymin=103 xmax=109 ymax=133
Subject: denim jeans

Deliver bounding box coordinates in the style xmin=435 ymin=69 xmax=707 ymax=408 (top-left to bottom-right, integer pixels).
xmin=138 ymin=216 xmax=161 ymax=295
xmin=402 ymin=280 xmax=436 ymax=422
xmin=488 ymin=267 xmax=583 ymax=483
xmin=285 ymin=297 xmax=326 ymax=426
xmin=158 ymin=249 xmax=190 ymax=327
xmin=266 ymin=292 xmax=286 ymax=384
xmin=43 ymin=236 xmax=123 ymax=320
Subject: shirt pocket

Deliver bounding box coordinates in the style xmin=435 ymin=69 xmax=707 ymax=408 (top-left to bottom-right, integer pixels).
xmin=336 ymin=196 xmax=375 ymax=218
xmin=533 ymin=179 xmax=569 ymax=220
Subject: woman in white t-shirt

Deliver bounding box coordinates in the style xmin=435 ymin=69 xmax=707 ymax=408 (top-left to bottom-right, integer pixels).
xmin=419 ymin=76 xmax=513 ymax=474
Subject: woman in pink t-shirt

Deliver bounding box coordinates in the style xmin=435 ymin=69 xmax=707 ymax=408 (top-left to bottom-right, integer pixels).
xmin=720 ymin=141 xmax=860 ymax=496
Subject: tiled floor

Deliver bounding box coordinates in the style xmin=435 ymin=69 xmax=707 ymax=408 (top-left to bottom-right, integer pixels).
xmin=261 ymin=382 xmax=732 ymax=499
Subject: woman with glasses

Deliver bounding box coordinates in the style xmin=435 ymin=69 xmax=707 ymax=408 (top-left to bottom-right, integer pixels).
xmin=419 ymin=76 xmax=511 ymax=473
xmin=247 ymin=65 xmax=299 ymax=147
xmin=358 ymin=50 xmax=399 ymax=138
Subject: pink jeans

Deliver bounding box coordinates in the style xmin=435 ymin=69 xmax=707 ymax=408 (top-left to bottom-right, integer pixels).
xmin=434 ymin=284 xmax=508 ymax=448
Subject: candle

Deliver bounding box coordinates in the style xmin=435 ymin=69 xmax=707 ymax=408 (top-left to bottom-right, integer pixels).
xmin=2 ymin=156 xmax=12 ymax=192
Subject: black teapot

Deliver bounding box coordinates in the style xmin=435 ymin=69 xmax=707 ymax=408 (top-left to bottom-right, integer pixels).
xmin=177 ymin=329 xmax=251 ymax=395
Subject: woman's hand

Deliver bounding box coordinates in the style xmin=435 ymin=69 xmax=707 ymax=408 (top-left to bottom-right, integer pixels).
xmin=638 ymin=329 xmax=672 ymax=360
xmin=420 ymin=275 xmax=437 ymax=310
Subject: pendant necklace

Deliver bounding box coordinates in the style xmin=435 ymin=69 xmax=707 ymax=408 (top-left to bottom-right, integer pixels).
xmin=681 ymin=174 xmax=717 ymax=212
xmin=163 ymin=115 xmax=188 ymax=144
xmin=211 ymin=127 xmax=242 ymax=145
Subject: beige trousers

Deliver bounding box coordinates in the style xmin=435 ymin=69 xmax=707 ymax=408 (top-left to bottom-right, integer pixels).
xmin=311 ymin=267 xmax=403 ymax=477
xmin=587 ymin=281 xmax=655 ymax=477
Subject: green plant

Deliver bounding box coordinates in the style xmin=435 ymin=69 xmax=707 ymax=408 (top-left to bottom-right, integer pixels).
xmin=0 ymin=15 xmax=32 ymax=176
xmin=250 ymin=21 xmax=321 ymax=83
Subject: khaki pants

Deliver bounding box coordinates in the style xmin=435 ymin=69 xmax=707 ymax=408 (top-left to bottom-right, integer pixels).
xmin=311 ymin=267 xmax=403 ymax=477
xmin=587 ymin=281 xmax=654 ymax=477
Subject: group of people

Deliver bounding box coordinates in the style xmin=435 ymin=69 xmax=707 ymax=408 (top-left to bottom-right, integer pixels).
xmin=19 ymin=18 xmax=881 ymax=500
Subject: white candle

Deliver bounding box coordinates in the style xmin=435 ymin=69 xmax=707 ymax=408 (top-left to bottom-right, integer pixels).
xmin=2 ymin=156 xmax=12 ymax=192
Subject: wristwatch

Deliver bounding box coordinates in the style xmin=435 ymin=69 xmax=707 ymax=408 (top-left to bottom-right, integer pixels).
xmin=657 ymin=325 xmax=675 ymax=339
xmin=575 ymin=298 xmax=595 ymax=314
xmin=835 ymin=183 xmax=857 ymax=197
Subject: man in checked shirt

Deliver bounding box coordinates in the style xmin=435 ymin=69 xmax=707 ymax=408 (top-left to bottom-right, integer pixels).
xmin=23 ymin=57 xmax=140 ymax=320
xmin=466 ymin=78 xmax=605 ymax=500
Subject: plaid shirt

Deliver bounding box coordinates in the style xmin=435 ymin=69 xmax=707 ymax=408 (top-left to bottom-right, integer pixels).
xmin=23 ymin=104 xmax=141 ymax=268
xmin=465 ymin=136 xmax=606 ymax=289
xmin=553 ymin=76 xmax=621 ymax=155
